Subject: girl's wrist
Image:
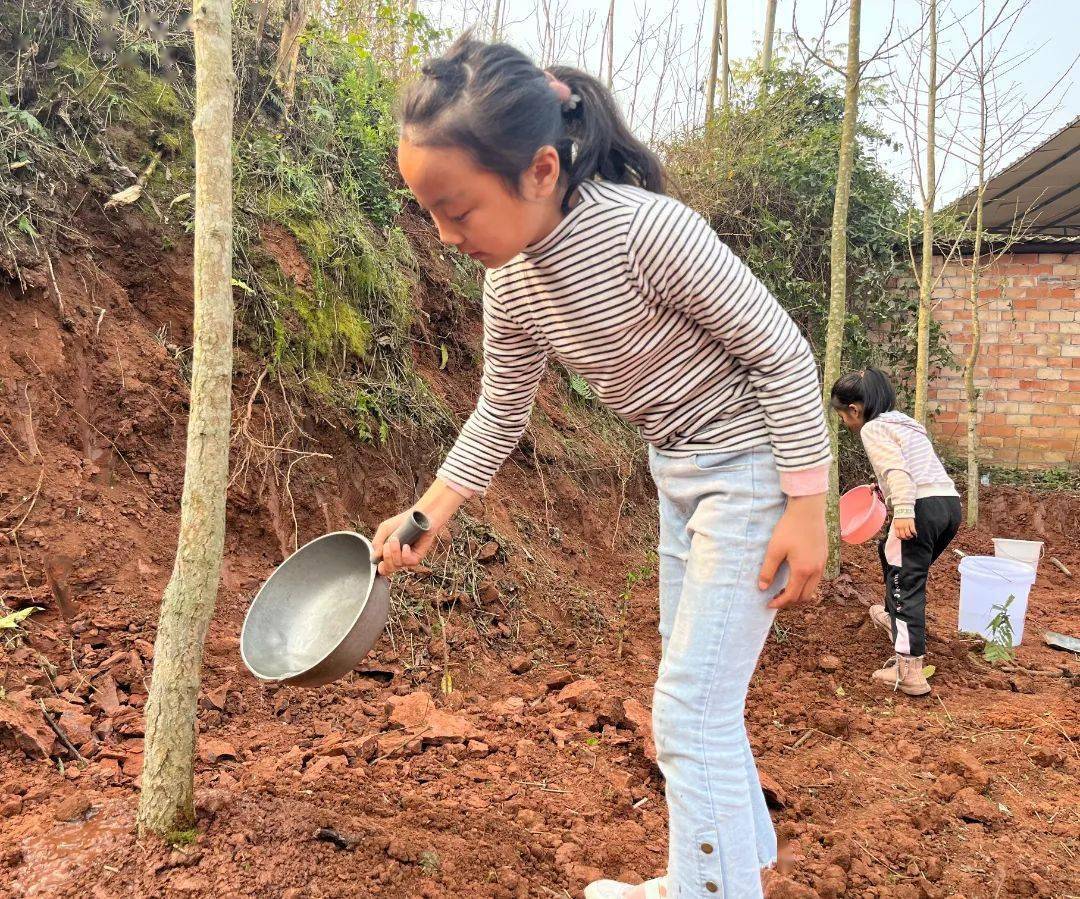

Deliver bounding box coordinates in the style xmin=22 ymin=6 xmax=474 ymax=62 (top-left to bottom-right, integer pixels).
xmin=415 ymin=478 xmax=469 ymax=529
xmin=786 ymin=492 xmax=826 ymax=511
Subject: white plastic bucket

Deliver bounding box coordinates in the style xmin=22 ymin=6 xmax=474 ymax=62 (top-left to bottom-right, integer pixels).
xmin=992 ymin=537 xmax=1043 ymax=572
xmin=958 ymin=556 xmax=1037 ymax=645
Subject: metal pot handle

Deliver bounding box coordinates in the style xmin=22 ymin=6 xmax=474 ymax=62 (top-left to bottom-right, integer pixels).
xmin=393 ymin=509 xmax=431 ymax=550
xmin=371 ymin=509 xmax=431 ymax=564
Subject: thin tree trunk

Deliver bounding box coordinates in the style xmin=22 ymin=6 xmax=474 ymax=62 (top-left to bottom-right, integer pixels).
xmin=137 ymin=0 xmax=234 ymax=838
xmin=965 ymin=193 xmax=984 ymax=527
xmin=650 ymin=7 xmax=677 ymax=141
xmin=254 ymin=0 xmax=273 ymax=51
xmin=914 ymin=0 xmax=937 ymax=424
xmin=762 ymin=0 xmax=778 ymax=72
xmin=276 ymin=0 xmax=312 ymax=105
xmin=706 ymin=0 xmax=722 ymax=124
xmin=606 ymin=0 xmax=615 ymax=88
xmin=965 ymin=3 xmax=988 ymax=528
xmin=719 ymin=0 xmax=729 ymax=111
xmin=822 ymin=0 xmax=862 ymax=578
xmin=491 ymin=0 xmax=502 ymax=41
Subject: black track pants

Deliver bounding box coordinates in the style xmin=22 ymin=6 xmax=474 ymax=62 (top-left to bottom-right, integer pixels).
xmin=877 ymin=496 xmax=962 ymax=657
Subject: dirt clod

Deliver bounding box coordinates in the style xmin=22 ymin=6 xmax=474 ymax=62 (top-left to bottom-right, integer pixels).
xmin=53 ymin=794 xmax=93 ymax=822
xmin=818 ymin=654 xmax=842 ymax=672
xmin=509 ymin=655 xmax=533 ymax=674
xmin=950 ymin=787 xmax=1003 ymax=824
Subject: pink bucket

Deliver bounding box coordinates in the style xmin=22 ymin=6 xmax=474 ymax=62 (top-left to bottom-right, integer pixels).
xmin=839 ymin=485 xmax=887 ymax=544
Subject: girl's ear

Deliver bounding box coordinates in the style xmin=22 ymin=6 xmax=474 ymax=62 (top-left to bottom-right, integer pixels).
xmin=520 ymin=145 xmax=562 ymax=201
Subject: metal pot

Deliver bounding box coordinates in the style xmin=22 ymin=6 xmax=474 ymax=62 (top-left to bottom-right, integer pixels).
xmin=240 ymin=511 xmax=429 ymax=688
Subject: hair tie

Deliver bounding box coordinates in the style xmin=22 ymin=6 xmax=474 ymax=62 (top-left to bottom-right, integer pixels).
xmin=543 ymin=70 xmax=581 ymax=110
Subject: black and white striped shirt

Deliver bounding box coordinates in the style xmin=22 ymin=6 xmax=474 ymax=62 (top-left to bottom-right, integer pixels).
xmin=438 ymin=180 xmax=831 ymax=494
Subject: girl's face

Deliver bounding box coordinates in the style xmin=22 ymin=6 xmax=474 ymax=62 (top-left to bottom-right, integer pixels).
xmin=834 ymin=402 xmax=865 ymax=433
xmin=398 ymin=137 xmax=564 ymax=269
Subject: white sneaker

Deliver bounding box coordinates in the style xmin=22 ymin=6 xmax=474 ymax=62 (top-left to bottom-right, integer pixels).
xmin=584 ymin=877 xmax=666 ymax=899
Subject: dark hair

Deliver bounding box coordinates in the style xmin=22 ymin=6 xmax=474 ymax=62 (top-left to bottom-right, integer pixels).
xmin=830 ymin=368 xmax=896 ymax=422
xmin=399 ymin=35 xmax=667 ymax=212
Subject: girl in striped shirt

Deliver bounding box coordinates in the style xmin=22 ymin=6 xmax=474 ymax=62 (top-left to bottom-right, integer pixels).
xmin=831 ymin=369 xmax=961 ymax=697
xmin=374 ymin=36 xmax=831 ymax=899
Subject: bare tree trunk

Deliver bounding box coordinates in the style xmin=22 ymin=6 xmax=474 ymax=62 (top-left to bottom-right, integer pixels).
xmin=719 ymin=0 xmax=729 ymax=111
xmin=650 ymin=7 xmax=678 ymax=142
xmin=491 ymin=0 xmax=502 ymax=41
xmin=762 ymin=0 xmax=778 ymax=72
xmin=965 ymin=3 xmax=988 ymax=528
xmin=965 ymin=197 xmax=984 ymax=528
xmin=137 ymin=0 xmax=234 ymax=838
xmin=254 ymin=0 xmax=274 ymax=51
xmin=276 ymin=0 xmax=312 ymax=105
xmin=606 ymin=0 xmax=615 ymax=88
xmin=822 ymin=0 xmax=861 ymax=578
xmin=914 ymin=0 xmax=937 ymax=425
xmin=706 ymin=0 xmax=722 ymax=123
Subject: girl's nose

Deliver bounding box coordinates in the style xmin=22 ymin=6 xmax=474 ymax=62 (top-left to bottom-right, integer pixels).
xmin=435 ymin=220 xmax=463 ymax=247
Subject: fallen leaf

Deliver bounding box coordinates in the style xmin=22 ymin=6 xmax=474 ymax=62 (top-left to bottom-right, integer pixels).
xmin=0 ymin=607 xmax=40 ymax=629
xmin=105 ymin=184 xmax=143 ymax=209
xmin=922 ymin=665 xmax=936 ymax=679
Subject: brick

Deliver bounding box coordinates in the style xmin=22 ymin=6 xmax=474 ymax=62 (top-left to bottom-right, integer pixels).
xmin=1049 ymin=310 xmax=1075 ymax=322
xmin=1036 ymin=367 xmax=1064 ymax=379
xmin=1038 ymin=253 xmax=1065 ymax=264
xmin=1062 ymin=344 xmax=1080 ymax=358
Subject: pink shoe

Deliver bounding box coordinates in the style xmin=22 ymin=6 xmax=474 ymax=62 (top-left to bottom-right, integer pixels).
xmin=869 ymin=604 xmax=892 ymax=639
xmin=872 ymin=654 xmax=931 ymax=696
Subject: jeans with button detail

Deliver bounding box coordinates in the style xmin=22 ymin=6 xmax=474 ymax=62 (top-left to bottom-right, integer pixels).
xmin=649 ymin=446 xmax=788 ymax=898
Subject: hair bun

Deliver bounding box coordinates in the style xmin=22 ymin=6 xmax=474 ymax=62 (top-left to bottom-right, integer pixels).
xmin=421 ymin=58 xmax=466 ymax=86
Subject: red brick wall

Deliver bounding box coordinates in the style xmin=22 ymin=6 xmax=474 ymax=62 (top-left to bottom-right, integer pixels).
xmin=929 ymin=251 xmax=1080 ymax=468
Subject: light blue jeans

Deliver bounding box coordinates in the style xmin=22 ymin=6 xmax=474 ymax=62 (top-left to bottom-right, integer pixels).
xmin=649 ymin=446 xmax=788 ymax=898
